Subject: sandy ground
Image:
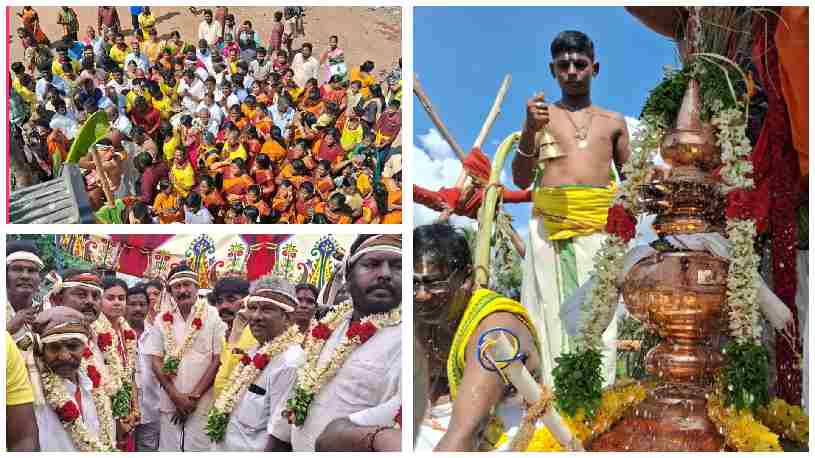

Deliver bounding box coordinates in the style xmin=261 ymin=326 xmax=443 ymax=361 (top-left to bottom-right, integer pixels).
xmin=9 ymin=6 xmax=401 ymax=75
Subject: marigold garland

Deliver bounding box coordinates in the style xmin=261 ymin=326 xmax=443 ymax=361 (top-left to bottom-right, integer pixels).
xmin=161 ymin=302 xmax=207 ymax=375
xmin=494 ymin=381 xmax=648 ymax=451
xmin=41 ymin=347 xmax=117 ymax=451
xmin=707 ymin=383 xmax=781 ymax=452
xmin=283 ymin=302 xmax=401 ymax=426
xmin=757 ymin=398 xmax=809 ymax=446
xmin=205 ymin=325 xmax=304 ymax=442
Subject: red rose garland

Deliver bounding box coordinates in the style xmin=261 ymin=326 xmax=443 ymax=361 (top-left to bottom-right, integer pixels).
xmin=241 ymin=354 xmax=252 ymax=366
xmin=605 ymin=204 xmax=637 ymax=243
xmin=57 ymin=401 xmax=81 ymax=423
xmin=193 ymin=318 xmax=203 ymax=329
xmin=311 ymin=323 xmax=332 ymax=340
xmin=347 ymin=321 xmax=378 ymax=343
xmin=87 ymin=365 xmax=102 ymax=388
xmin=123 ymin=329 xmax=136 ymax=341
xmin=253 ymin=353 xmax=271 ymax=370
xmin=97 ymin=332 xmax=113 ymax=352
xmin=163 ymin=312 xmax=173 ymax=323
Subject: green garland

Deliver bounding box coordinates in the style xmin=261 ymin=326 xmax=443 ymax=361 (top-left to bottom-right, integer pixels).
xmin=110 ymin=381 xmax=133 ymax=419
xmin=552 ymin=349 xmax=604 ymax=419
xmin=162 ymin=356 xmax=181 ymax=376
xmin=285 ymin=386 xmax=315 ymax=426
xmin=722 ymin=340 xmax=770 ymax=412
xmin=205 ymin=409 xmax=229 ymax=442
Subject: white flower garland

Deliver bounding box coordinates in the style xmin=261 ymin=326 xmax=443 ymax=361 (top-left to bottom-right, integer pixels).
xmin=285 ymin=302 xmax=401 ymax=424
xmin=212 ymin=325 xmax=303 ymax=416
xmin=162 ymin=301 xmax=207 ymax=364
xmin=91 ymin=314 xmax=138 ymax=414
xmin=576 ymin=125 xmax=656 ymax=349
xmin=42 ymin=355 xmax=116 ymax=451
xmin=713 ymin=106 xmax=761 ymax=341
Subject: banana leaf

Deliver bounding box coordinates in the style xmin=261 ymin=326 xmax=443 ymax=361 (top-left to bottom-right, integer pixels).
xmin=65 ymin=110 xmax=110 ymax=163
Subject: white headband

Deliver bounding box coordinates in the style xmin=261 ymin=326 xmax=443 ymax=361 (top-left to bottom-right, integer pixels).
xmin=7 ymin=251 xmax=44 ymax=269
xmin=345 ymin=235 xmax=402 ymax=282
xmin=168 ymin=272 xmax=199 ymax=287
xmin=244 ymin=289 xmax=297 ymax=313
xmin=61 ymin=281 xmax=103 ymax=294
xmin=40 ymin=333 xmax=89 ymax=345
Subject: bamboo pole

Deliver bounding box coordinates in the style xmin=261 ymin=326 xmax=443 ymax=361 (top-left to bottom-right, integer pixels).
xmin=474 ymin=131 xmax=520 ymax=287
xmin=473 ymin=75 xmax=511 ymax=149
xmin=413 ymin=74 xmax=468 ymax=161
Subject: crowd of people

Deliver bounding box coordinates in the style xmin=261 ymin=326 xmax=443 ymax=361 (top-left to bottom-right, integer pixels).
xmin=10 ymin=7 xmax=402 ymax=224
xmin=6 ymin=235 xmax=402 ymax=451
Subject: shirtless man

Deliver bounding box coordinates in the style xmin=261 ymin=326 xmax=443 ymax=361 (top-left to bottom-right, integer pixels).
xmin=511 ymin=30 xmax=630 ymax=388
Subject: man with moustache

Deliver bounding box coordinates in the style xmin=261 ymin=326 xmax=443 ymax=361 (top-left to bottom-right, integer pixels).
xmin=126 ymin=283 xmax=161 ymax=451
xmin=214 ymin=276 xmax=305 ymax=451
xmin=212 ymin=276 xmax=256 ymax=397
xmin=144 ymin=264 xmax=226 ymax=451
xmin=269 ymin=234 xmax=402 ymax=452
xmin=7 ymin=240 xmax=44 ymax=346
xmin=411 ymin=224 xmax=562 ymax=451
xmin=30 ymin=307 xmax=117 ymax=451
xmin=46 ymin=270 xmax=117 ymax=398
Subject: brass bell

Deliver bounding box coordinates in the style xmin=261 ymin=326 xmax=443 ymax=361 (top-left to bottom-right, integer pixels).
xmin=536 ymin=127 xmax=565 ymax=160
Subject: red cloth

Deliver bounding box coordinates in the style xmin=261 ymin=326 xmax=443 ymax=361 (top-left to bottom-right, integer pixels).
xmin=241 ymin=235 xmax=291 ymax=280
xmin=752 ymin=9 xmax=801 ymax=405
xmin=462 ymin=147 xmax=491 ymax=183
xmin=413 ymin=185 xmax=530 ymax=220
xmin=139 ymin=162 xmax=169 ymax=204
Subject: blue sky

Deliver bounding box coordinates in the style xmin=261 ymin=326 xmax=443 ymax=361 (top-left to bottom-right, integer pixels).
xmin=413 ymin=6 xmax=679 ymax=239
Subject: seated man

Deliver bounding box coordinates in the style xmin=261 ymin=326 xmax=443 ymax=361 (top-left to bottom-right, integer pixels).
xmin=31 ymin=307 xmax=117 ymax=451
xmin=413 ymin=223 xmax=541 ymax=451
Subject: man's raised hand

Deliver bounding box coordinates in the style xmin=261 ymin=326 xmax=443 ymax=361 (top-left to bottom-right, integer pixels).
xmin=525 ymin=92 xmax=550 ymax=133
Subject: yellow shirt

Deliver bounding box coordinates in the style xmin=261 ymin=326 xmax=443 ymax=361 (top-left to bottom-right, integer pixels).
xmin=6 ymin=332 xmax=33 ymax=406
xmin=125 ymin=90 xmax=152 ymax=113
xmin=163 ymin=133 xmax=181 ymax=162
xmin=138 ymin=13 xmax=156 ymax=40
xmin=109 ymin=45 xmax=128 ymax=67
xmin=51 ymin=58 xmax=80 ymax=78
xmin=151 ymin=96 xmax=173 ymax=120
xmin=214 ymin=326 xmax=259 ymax=398
xmin=170 ymin=162 xmax=195 ymax=198
xmin=340 ymin=120 xmax=364 ymax=151
xmin=222 ymin=143 xmax=248 ymax=162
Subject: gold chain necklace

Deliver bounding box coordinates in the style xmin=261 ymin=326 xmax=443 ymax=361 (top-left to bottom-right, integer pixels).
xmin=556 ymin=102 xmax=593 ymax=149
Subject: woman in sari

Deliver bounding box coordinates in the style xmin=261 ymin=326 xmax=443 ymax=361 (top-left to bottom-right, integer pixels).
xmin=223 ymin=158 xmax=255 ymax=202
xmin=319 ymin=35 xmax=346 ymax=83
xmin=362 ymin=84 xmax=385 ymax=130
xmin=18 ymin=7 xmax=49 ymax=46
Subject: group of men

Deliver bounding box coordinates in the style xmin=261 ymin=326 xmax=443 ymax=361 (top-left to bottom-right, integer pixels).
xmin=10 ymin=6 xmax=403 ymax=224
xmin=6 ymin=234 xmax=403 ymax=451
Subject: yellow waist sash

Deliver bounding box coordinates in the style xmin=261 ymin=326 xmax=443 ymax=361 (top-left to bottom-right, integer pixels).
xmin=532 ymin=183 xmax=616 ymax=240
xmin=447 ymin=289 xmax=539 ymax=400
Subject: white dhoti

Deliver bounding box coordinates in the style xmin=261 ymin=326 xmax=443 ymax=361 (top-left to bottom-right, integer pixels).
xmin=158 ymin=400 xmax=213 ymax=451
xmin=521 ymin=217 xmax=618 ymax=388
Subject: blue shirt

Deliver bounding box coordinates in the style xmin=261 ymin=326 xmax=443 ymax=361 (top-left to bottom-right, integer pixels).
xmin=130 ymin=6 xmax=143 ymax=15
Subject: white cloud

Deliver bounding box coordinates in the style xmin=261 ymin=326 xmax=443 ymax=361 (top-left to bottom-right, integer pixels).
xmin=416 ymin=128 xmax=456 ymax=160
xmin=412 ymin=142 xmax=471 ymax=227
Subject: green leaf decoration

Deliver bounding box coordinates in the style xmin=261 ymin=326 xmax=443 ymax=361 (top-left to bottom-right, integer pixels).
xmin=66 ymin=110 xmax=109 ymax=163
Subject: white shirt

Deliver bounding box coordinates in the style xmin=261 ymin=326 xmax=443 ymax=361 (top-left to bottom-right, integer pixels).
xmin=291 ymin=53 xmax=320 ymax=88
xmin=197 ymin=101 xmax=224 ymax=126
xmin=271 ymin=107 xmax=295 ymax=140
xmin=34 ymin=372 xmax=112 ymax=451
xmin=198 ymin=21 xmax=223 ymax=48
xmin=177 ymin=79 xmax=206 ymax=113
xmin=144 ymin=302 xmax=226 ymax=415
xmin=184 ymin=207 xmax=214 ymax=224
xmin=111 ymin=112 xmax=134 ymax=138
xmin=136 ymin=324 xmax=162 ymax=425
xmin=216 ymin=345 xmax=303 ymax=451
xmin=124 ymin=52 xmax=149 ymax=72
xmin=271 ymin=313 xmax=401 ymax=451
